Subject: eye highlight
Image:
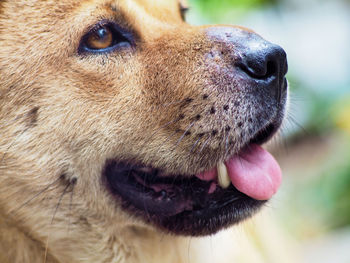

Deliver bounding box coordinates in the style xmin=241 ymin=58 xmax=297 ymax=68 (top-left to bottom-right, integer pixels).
xmin=79 ymin=22 xmax=133 ymax=54
xmin=86 ymin=26 xmax=114 ymax=50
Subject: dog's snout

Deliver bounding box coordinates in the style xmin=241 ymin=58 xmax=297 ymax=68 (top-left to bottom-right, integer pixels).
xmin=238 ymin=44 xmax=287 ymax=81
xmin=205 ymin=26 xmax=288 ymax=98
xmin=205 ymin=27 xmax=288 ymax=78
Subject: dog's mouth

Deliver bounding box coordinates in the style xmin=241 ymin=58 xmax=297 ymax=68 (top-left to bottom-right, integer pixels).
xmin=104 ymin=119 xmax=282 ymax=236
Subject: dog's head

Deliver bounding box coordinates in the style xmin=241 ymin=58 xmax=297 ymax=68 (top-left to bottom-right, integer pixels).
xmin=0 ymin=0 xmax=287 ymax=238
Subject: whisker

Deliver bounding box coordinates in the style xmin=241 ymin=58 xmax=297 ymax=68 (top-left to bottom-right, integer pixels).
xmin=67 ymin=179 xmax=77 ymax=234
xmin=279 ymin=130 xmax=290 ymax=155
xmin=175 ymin=122 xmax=195 ymax=148
xmin=163 ymin=128 xmax=181 ymax=144
xmin=287 ymin=114 xmax=308 ymax=135
xmin=1 ymin=127 xmax=29 ymax=166
xmin=44 ymin=182 xmax=70 ymax=263
xmin=50 ymin=183 xmax=70 ymax=225
xmin=224 ymin=131 xmax=230 ymax=157
xmin=162 ymin=98 xmax=189 ymax=107
xmin=143 ymin=117 xmax=181 ymax=146
xmin=189 ymin=137 xmax=202 ymax=154
xmin=198 ymin=135 xmax=211 ymax=155
xmin=13 ymin=176 xmax=62 ymax=213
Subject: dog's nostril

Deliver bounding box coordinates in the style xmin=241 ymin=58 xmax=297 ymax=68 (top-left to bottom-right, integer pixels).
xmin=239 ymin=56 xmax=278 ymax=80
xmin=265 ymin=61 xmax=277 ymax=78
xmin=238 ymin=45 xmax=286 ymax=81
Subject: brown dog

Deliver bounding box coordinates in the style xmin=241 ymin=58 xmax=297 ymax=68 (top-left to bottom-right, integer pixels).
xmin=0 ymin=0 xmax=288 ymax=262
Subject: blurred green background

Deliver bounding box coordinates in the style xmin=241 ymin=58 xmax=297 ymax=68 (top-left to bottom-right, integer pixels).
xmin=187 ymin=0 xmax=350 ymax=261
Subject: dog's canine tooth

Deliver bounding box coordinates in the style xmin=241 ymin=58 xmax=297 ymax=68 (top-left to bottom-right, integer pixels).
xmin=217 ymin=162 xmax=231 ymax=189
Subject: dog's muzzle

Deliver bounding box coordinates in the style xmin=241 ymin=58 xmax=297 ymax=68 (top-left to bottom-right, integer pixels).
xmin=104 ymin=26 xmax=288 ymax=236
xmin=205 ymin=26 xmax=288 ymax=103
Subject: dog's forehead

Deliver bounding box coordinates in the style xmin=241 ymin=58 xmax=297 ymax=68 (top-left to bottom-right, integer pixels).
xmin=125 ymin=0 xmax=184 ymax=20
xmin=91 ymin=0 xmax=185 ymax=24
xmin=92 ymin=0 xmax=184 ymax=16
xmin=133 ymin=0 xmax=186 ymax=9
xmin=0 ymin=0 xmax=183 ymax=19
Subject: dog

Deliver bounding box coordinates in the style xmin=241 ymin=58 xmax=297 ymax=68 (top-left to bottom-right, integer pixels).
xmin=0 ymin=0 xmax=288 ymax=262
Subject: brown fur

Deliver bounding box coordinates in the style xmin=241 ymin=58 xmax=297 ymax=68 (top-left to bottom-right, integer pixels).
xmin=0 ymin=0 xmax=288 ymax=262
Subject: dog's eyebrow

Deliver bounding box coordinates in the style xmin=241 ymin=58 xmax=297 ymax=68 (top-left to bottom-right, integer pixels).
xmin=105 ymin=3 xmax=135 ymax=28
xmin=109 ymin=2 xmax=118 ymax=13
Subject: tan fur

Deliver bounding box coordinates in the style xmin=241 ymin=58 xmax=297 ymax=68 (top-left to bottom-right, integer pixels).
xmin=0 ymin=0 xmax=288 ymax=262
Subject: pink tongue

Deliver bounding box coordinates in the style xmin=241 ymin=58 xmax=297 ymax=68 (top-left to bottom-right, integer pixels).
xmin=197 ymin=144 xmax=282 ymax=200
xmin=226 ymin=144 xmax=282 ymax=200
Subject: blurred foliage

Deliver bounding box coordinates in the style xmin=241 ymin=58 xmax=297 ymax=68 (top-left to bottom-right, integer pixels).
xmin=326 ymin=161 xmax=350 ymax=229
xmin=284 ymin=76 xmax=336 ymax=139
xmin=334 ymin=97 xmax=350 ymax=134
xmin=279 ymin=132 xmax=350 ymax=239
xmin=189 ymin=0 xmax=279 ymax=22
xmin=191 ymin=0 xmax=278 ymax=9
xmin=299 ymin=138 xmax=350 ymax=230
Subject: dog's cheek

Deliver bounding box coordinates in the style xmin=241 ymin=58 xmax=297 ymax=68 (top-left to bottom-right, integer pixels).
xmin=119 ymin=32 xmax=241 ymax=170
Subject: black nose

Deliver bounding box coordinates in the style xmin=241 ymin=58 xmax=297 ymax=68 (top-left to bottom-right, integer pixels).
xmin=205 ymin=27 xmax=288 ymax=100
xmin=238 ymin=43 xmax=287 ymax=81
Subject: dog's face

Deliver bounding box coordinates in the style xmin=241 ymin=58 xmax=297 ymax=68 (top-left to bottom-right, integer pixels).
xmin=0 ymin=0 xmax=287 ymax=240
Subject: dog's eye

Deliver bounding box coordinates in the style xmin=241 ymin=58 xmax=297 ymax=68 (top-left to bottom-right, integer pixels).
xmin=79 ymin=23 xmax=132 ymax=54
xmin=86 ymin=26 xmax=114 ymax=50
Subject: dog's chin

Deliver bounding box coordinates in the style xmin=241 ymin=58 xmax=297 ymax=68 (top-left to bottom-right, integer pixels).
xmin=103 ymin=113 xmax=283 ymax=236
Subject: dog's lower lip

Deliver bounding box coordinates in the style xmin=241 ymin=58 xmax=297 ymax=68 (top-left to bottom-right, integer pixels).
xmin=103 ymin=159 xmax=265 ymax=235
xmin=105 ymin=162 xmax=212 ymax=216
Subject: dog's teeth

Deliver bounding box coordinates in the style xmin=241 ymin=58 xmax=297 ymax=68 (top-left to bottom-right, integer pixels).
xmin=217 ymin=162 xmax=231 ymax=189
